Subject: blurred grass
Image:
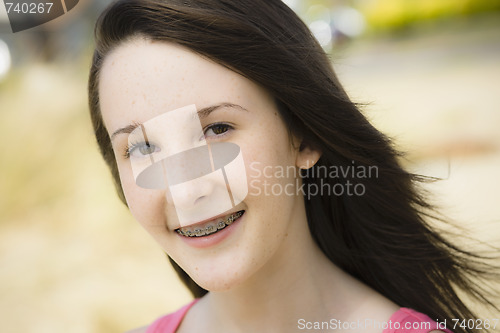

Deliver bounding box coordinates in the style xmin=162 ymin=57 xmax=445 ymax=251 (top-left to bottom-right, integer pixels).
xmin=0 ymin=64 xmax=192 ymax=332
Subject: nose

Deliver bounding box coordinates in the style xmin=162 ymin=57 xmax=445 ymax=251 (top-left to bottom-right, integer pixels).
xmin=163 ymin=145 xmax=234 ymax=226
xmin=168 ymin=169 xmax=234 ymax=227
xmin=167 ymin=173 xmax=216 ymax=209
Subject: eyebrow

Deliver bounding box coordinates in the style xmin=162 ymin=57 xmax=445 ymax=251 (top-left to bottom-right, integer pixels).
xmin=110 ymin=102 xmax=247 ymax=141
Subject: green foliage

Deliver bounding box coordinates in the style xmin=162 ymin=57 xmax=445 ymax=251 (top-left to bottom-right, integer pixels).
xmin=358 ymin=0 xmax=500 ymax=32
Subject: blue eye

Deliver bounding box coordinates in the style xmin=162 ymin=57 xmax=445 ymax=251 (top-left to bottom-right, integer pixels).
xmin=204 ymin=123 xmax=232 ymax=138
xmin=125 ymin=142 xmax=160 ymax=158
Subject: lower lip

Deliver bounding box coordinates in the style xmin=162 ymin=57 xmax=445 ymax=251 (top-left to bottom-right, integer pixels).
xmin=175 ymin=212 xmax=245 ymax=249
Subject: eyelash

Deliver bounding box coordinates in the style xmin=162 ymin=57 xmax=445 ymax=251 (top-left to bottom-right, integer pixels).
xmin=203 ymin=122 xmax=233 ymax=139
xmin=122 ymin=122 xmax=234 ymax=159
xmin=123 ymin=140 xmax=157 ymax=159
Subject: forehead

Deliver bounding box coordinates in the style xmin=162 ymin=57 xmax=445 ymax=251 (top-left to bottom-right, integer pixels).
xmin=98 ymin=38 xmax=268 ymax=131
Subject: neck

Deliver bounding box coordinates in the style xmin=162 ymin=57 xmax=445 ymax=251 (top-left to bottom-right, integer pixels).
xmin=198 ymin=204 xmax=374 ymax=332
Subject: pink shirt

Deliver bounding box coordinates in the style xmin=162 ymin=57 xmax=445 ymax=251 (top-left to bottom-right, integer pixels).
xmin=145 ymin=300 xmax=453 ymax=333
xmin=382 ymin=308 xmax=453 ymax=333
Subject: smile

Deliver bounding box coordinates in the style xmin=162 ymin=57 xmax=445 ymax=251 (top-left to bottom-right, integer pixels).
xmin=175 ymin=211 xmax=244 ymax=237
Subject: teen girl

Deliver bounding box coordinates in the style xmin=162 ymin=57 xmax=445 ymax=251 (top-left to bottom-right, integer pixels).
xmin=88 ymin=1 xmax=498 ymax=332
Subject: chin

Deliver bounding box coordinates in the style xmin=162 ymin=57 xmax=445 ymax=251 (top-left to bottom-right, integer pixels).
xmin=192 ymin=271 xmax=247 ymax=292
xmin=186 ymin=257 xmax=260 ymax=293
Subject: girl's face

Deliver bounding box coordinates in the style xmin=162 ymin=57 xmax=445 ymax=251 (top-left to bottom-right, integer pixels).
xmin=99 ymin=39 xmax=318 ymax=291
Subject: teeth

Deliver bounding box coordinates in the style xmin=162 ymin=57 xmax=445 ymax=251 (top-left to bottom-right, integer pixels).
xmin=205 ymin=224 xmax=216 ymax=235
xmin=177 ymin=211 xmax=243 ymax=237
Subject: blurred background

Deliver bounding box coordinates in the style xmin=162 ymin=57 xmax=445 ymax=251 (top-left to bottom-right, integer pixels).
xmin=0 ymin=0 xmax=499 ymax=331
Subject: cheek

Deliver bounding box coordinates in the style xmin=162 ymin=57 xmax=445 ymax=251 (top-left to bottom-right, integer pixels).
xmin=118 ymin=163 xmax=166 ymax=229
xmin=243 ymin=145 xmax=298 ymax=202
xmin=127 ymin=190 xmax=160 ymax=226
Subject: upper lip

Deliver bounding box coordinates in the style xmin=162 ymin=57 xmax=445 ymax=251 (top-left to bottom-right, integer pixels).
xmin=173 ymin=209 xmax=244 ymax=230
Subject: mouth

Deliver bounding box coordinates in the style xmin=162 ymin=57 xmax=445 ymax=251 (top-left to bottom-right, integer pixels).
xmin=175 ymin=210 xmax=245 ymax=238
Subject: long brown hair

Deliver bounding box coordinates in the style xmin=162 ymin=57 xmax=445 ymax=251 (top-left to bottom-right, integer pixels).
xmin=88 ymin=1 xmax=499 ymax=331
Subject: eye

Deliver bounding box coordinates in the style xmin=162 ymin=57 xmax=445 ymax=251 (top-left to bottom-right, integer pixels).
xmin=204 ymin=123 xmax=233 ymax=138
xmin=125 ymin=141 xmax=160 ymax=158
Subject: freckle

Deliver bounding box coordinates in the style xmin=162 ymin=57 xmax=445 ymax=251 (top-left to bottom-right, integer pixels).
xmin=195 ymin=267 xmax=198 ymax=271
xmin=132 ymin=100 xmax=136 ymax=105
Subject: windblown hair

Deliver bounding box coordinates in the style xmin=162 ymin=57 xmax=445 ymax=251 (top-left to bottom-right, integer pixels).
xmin=88 ymin=1 xmax=498 ymax=332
